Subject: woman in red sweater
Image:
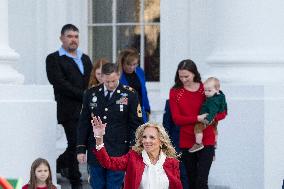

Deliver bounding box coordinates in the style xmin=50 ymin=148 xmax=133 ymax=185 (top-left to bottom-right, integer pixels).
xmin=91 ymin=116 xmax=182 ymax=189
xmin=169 ymin=59 xmax=226 ymax=189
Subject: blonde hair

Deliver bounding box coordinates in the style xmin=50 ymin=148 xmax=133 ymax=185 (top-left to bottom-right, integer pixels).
xmin=117 ymin=48 xmax=139 ymax=74
xmin=132 ymin=122 xmax=177 ymax=158
xmin=88 ymin=58 xmax=109 ymax=88
xmin=205 ymin=77 xmax=220 ymax=90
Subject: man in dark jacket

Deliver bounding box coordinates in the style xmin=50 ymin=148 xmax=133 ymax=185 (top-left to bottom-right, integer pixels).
xmin=77 ymin=63 xmax=143 ymax=189
xmin=46 ymin=24 xmax=92 ymax=189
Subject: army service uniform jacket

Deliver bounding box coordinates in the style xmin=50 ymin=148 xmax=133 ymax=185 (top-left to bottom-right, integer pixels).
xmin=77 ymin=83 xmax=144 ymax=165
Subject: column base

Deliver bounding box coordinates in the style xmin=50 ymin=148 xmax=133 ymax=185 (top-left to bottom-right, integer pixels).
xmin=0 ymin=47 xmax=24 ymax=84
xmin=209 ymin=84 xmax=284 ymax=189
xmin=0 ymin=85 xmax=57 ymax=183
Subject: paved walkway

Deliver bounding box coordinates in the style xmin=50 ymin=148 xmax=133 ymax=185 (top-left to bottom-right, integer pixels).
xmin=56 ymin=127 xmax=91 ymax=189
xmin=56 ymin=163 xmax=91 ymax=189
xmin=56 ymin=166 xmax=230 ymax=189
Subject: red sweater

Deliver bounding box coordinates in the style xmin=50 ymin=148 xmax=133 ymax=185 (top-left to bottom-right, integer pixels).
xmin=93 ymin=147 xmax=182 ymax=189
xmin=22 ymin=184 xmax=56 ymax=189
xmin=169 ymin=84 xmax=226 ymax=148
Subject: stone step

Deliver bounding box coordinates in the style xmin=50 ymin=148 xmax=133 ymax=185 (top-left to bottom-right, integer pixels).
xmin=56 ymin=163 xmax=91 ymax=189
xmin=208 ymin=186 xmax=230 ymax=189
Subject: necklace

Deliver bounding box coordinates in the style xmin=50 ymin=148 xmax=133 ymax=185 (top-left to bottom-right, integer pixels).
xmin=149 ymin=156 xmax=159 ymax=164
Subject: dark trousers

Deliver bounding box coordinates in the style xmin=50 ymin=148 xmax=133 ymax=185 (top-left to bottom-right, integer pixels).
xmin=181 ymin=146 xmax=215 ymax=189
xmin=57 ymin=119 xmax=82 ymax=185
xmin=88 ymin=164 xmax=124 ymax=189
xmin=179 ymin=160 xmax=189 ymax=189
xmin=175 ymin=143 xmax=189 ymax=189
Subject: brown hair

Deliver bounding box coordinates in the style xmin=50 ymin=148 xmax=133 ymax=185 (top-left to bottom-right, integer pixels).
xmin=172 ymin=59 xmax=201 ymax=89
xmin=117 ymin=48 xmax=139 ymax=74
xmin=88 ymin=58 xmax=109 ymax=88
xmin=28 ymin=158 xmax=56 ymax=189
xmin=132 ymin=122 xmax=177 ymax=158
xmin=101 ymin=63 xmax=120 ymax=75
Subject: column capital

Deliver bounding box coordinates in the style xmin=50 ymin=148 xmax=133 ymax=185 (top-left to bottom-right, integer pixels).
xmin=206 ymin=50 xmax=284 ymax=84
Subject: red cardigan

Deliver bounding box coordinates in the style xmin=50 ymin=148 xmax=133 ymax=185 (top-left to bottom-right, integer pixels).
xmin=169 ymin=84 xmax=226 ymax=148
xmin=93 ymin=147 xmax=182 ymax=189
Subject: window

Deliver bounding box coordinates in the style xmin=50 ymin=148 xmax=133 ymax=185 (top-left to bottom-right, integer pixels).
xmin=88 ymin=0 xmax=160 ymax=81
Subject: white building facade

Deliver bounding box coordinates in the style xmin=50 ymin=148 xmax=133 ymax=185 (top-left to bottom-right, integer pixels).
xmin=1 ymin=0 xmax=284 ymax=188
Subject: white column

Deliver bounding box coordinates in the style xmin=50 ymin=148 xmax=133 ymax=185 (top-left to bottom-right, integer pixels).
xmin=206 ymin=0 xmax=284 ymax=84
xmin=202 ymin=1 xmax=284 ymax=189
xmin=0 ymin=0 xmax=57 ymax=183
xmin=160 ymin=0 xmax=191 ymax=97
xmin=0 ymin=0 xmax=24 ymax=84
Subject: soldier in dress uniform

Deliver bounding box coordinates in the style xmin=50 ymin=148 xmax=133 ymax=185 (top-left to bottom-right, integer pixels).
xmin=76 ymin=63 xmax=143 ymax=189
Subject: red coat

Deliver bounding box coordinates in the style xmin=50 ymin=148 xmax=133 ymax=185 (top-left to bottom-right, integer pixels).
xmin=169 ymin=84 xmax=227 ymax=148
xmin=93 ymin=147 xmax=183 ymax=189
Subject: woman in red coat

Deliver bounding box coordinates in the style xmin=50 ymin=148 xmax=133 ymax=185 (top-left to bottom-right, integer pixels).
xmin=91 ymin=116 xmax=182 ymax=189
xmin=169 ymin=59 xmax=227 ymax=189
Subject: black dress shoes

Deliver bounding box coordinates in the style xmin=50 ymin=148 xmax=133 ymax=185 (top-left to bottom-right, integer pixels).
xmin=60 ymin=168 xmax=70 ymax=178
xmin=71 ymin=183 xmax=82 ymax=189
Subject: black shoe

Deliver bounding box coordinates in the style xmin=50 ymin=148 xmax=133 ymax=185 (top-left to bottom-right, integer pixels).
xmin=71 ymin=183 xmax=82 ymax=189
xmin=59 ymin=168 xmax=70 ymax=178
xmin=56 ymin=156 xmax=67 ymax=174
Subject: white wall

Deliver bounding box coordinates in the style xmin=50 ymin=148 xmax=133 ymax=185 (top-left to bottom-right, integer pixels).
xmin=160 ymin=0 xmax=191 ymax=98
xmin=0 ymin=85 xmax=57 ymax=183
xmin=210 ymin=85 xmax=264 ymax=189
xmin=8 ymin=0 xmax=88 ymax=84
xmin=263 ymin=86 xmax=284 ymax=189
